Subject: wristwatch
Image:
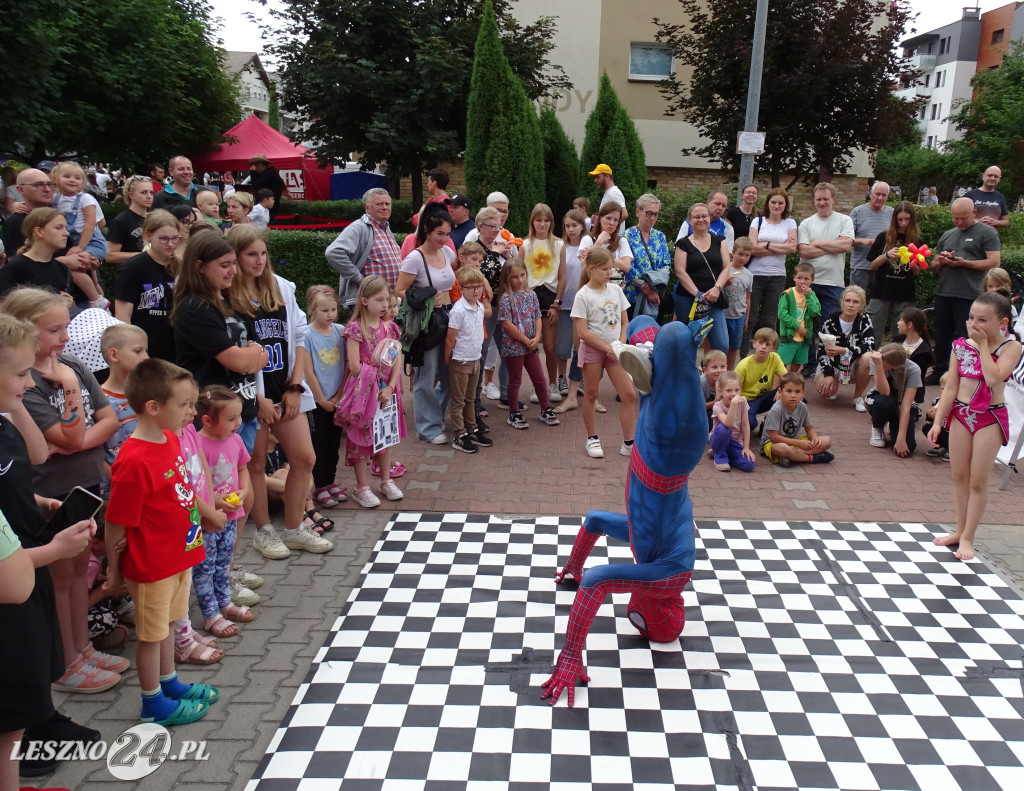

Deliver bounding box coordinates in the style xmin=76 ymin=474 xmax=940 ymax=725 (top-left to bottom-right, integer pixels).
xmin=284 ymin=383 xmax=306 ymax=394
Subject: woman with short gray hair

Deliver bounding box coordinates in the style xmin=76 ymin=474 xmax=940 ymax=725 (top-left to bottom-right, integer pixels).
xmin=624 ymin=193 xmax=671 ymax=317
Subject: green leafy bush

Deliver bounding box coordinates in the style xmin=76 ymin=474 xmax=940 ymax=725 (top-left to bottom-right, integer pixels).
xmin=265 ymin=229 xmax=407 ymax=312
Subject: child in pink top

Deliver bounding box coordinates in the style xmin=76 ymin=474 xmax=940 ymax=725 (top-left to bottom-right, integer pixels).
xmin=194 ymin=386 xmax=252 ymax=639
xmin=708 ymin=371 xmax=756 ymax=472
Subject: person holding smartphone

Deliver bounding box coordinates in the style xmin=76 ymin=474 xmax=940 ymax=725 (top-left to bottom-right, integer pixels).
xmin=0 ymin=312 xmax=97 ymax=783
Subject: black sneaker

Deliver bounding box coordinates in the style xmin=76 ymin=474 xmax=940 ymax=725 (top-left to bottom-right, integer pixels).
xmin=452 ymin=432 xmax=478 ymax=453
xmin=539 ymin=407 xmax=561 ymax=426
xmin=811 ymin=451 xmax=835 ymax=464
xmin=507 ymin=412 xmax=529 ymax=430
xmin=499 ymin=398 xmax=527 ymax=411
xmin=475 ymin=417 xmax=489 ymax=434
xmin=558 ymin=375 xmax=569 ymax=396
xmin=20 ymin=712 xmax=101 ymax=776
xmin=473 ymin=429 xmax=494 ymax=447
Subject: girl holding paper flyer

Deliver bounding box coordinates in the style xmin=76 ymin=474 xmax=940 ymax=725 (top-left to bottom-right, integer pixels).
xmin=336 ymin=276 xmax=405 ymax=508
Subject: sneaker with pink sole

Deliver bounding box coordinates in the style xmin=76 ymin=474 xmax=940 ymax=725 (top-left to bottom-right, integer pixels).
xmin=52 ymin=655 xmax=121 ymax=694
xmin=81 ymin=643 xmax=129 ymax=673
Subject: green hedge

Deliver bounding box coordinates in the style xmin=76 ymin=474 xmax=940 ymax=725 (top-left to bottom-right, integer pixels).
xmin=278 ymin=199 xmax=414 ymax=233
xmin=265 ymin=229 xmax=408 ymax=314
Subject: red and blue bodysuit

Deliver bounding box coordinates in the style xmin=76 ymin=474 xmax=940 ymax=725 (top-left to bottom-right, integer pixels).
xmin=542 ymin=316 xmax=712 ymax=706
xmin=945 ymin=337 xmax=1013 ymax=444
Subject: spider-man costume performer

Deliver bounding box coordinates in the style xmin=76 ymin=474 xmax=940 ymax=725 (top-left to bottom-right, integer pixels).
xmin=542 ymin=315 xmax=712 ymax=707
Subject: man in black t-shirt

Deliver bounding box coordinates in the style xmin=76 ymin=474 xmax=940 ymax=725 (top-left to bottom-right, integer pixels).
xmin=151 ymin=156 xmax=198 ymax=211
xmin=963 ymin=166 xmax=1009 ymax=229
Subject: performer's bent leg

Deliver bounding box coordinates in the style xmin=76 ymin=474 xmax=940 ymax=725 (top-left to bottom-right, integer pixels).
xmin=544 ymin=563 xmax=692 ymax=706
xmin=555 ymin=510 xmax=630 ymax=582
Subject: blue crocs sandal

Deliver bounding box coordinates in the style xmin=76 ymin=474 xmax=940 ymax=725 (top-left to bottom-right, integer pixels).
xmin=142 ymin=698 xmax=209 ymax=726
xmin=175 ymin=683 xmax=220 ymax=704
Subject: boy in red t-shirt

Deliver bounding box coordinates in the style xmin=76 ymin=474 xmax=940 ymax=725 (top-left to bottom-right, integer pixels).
xmin=104 ymin=359 xmax=219 ymax=726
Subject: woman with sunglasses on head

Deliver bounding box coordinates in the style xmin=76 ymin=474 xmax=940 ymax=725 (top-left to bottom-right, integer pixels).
xmin=624 ymin=193 xmax=671 ymax=319
xmin=105 ymin=175 xmax=154 ymax=266
xmin=113 ymin=210 xmax=181 ymax=361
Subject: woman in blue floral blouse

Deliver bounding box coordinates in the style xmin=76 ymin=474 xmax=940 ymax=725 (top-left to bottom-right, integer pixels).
xmin=624 ymin=193 xmax=672 ymax=320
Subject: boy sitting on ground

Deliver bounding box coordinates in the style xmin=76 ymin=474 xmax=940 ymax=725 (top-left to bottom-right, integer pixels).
xmin=735 ymin=327 xmax=786 ymax=431
xmin=760 ymin=371 xmax=834 ymax=466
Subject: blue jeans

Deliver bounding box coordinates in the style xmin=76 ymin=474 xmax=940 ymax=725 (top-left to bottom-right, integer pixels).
xmin=238 ymin=416 xmax=259 ymax=454
xmin=413 ymin=343 xmax=450 ymax=442
xmin=748 ymin=388 xmax=778 ymax=429
xmin=810 ymin=284 xmax=843 ymax=368
xmin=675 ymin=293 xmax=728 ymax=352
xmin=726 ymin=317 xmax=745 ymax=351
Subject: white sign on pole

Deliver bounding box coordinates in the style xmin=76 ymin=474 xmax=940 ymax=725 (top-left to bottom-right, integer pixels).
xmin=736 ymin=132 xmax=766 ymax=155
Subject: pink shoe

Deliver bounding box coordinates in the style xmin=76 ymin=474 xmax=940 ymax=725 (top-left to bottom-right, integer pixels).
xmin=81 ymin=643 xmax=129 ymax=673
xmin=371 ymin=461 xmax=406 ymax=478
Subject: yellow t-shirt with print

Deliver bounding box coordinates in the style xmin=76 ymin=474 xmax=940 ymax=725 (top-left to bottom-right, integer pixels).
xmin=523 ymin=237 xmax=564 ymax=291
xmin=735 ymin=352 xmax=787 ymax=399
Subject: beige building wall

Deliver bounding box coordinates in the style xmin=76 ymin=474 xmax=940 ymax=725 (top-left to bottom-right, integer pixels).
xmin=513 ymin=0 xmax=872 ymax=178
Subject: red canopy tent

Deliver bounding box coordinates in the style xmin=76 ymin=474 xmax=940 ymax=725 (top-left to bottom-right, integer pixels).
xmin=189 ymin=114 xmax=333 ymax=201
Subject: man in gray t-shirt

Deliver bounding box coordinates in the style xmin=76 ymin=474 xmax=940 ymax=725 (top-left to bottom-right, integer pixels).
xmin=929 ymin=198 xmax=1002 ymax=382
xmin=848 ymin=181 xmax=893 ymax=294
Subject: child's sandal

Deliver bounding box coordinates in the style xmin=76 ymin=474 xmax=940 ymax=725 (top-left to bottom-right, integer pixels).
xmin=175 ymin=638 xmax=224 ymax=665
xmin=220 ymin=603 xmax=255 ymax=623
xmin=203 ymin=614 xmax=238 ymax=638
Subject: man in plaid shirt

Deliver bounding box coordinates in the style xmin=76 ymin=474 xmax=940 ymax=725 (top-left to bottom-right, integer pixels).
xmin=326 ymin=188 xmax=402 ymax=307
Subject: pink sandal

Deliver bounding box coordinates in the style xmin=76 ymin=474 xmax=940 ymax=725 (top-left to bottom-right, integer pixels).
xmin=371 ymin=461 xmax=406 ymax=478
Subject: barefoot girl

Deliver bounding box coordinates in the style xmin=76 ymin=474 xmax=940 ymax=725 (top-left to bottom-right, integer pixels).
xmin=928 ymin=292 xmax=1022 ymax=560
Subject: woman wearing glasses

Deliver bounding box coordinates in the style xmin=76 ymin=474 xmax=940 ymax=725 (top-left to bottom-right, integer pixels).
xmin=113 ymin=210 xmax=182 ymax=361
xmin=624 ymin=194 xmax=671 ymax=320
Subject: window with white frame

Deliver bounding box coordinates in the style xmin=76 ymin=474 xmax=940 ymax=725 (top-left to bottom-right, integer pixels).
xmin=629 ymin=43 xmax=673 ymax=81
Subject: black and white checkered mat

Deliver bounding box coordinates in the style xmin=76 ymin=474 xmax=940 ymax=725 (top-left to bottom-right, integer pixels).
xmin=246 ymin=513 xmax=1024 ymax=790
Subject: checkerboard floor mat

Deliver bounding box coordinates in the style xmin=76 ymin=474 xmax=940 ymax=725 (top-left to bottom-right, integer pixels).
xmin=246 ymin=514 xmax=1024 ymax=790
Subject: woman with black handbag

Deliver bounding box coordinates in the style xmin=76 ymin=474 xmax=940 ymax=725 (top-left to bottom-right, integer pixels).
xmin=673 ymin=203 xmax=731 ymax=353
xmin=396 ymin=205 xmax=458 ymax=444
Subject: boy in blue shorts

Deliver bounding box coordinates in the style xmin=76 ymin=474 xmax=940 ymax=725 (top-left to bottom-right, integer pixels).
xmin=722 ymin=237 xmax=754 ymax=370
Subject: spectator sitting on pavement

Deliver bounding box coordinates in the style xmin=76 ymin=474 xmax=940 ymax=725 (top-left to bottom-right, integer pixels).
xmin=921 ymin=372 xmax=949 ymax=460
xmin=865 ymin=344 xmax=922 ymax=458
xmin=735 ymin=327 xmax=785 ymax=431
xmin=814 ymin=285 xmax=876 ymax=410
xmin=760 ymin=371 xmax=834 ymax=466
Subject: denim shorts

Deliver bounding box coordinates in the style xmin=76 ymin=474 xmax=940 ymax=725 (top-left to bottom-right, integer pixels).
xmin=238 ymin=416 xmax=260 ymax=454
xmin=726 ymin=316 xmax=746 ymax=351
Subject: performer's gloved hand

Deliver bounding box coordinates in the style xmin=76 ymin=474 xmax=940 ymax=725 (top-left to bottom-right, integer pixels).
xmin=541 ymin=653 xmax=590 ymax=707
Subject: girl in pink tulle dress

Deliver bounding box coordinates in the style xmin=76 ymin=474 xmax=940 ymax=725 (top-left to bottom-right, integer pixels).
xmin=336 ymin=276 xmax=405 ymax=507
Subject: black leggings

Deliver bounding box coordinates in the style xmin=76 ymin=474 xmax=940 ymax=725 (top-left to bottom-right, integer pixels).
xmin=868 ymin=393 xmax=917 ymax=453
xmin=308 ymin=406 xmax=343 ymax=488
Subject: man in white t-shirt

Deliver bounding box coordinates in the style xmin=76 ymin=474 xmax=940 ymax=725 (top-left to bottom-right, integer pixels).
xmin=798 ymin=183 xmax=854 ymax=320
xmin=589 ymin=164 xmax=627 ymax=232
xmin=676 ymin=190 xmax=735 ymax=252
xmin=798 ymin=182 xmax=854 ymax=371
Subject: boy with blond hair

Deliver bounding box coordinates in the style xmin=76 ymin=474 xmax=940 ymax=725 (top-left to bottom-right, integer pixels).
xmin=736 ymin=327 xmax=786 ymax=431
xmin=100 ymin=324 xmax=149 ymax=470
xmin=104 ymin=359 xmax=219 ymax=726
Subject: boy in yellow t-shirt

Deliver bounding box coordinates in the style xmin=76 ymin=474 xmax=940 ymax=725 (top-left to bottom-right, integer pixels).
xmin=735 ymin=327 xmax=786 ymax=431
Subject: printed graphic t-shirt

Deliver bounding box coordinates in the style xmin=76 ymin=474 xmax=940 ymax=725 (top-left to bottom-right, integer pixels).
xmin=106 ymin=431 xmax=205 ymax=583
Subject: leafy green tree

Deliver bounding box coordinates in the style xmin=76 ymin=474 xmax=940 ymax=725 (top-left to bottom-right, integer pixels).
xmin=579 ymin=73 xmax=647 ymax=208
xmin=465 ymin=0 xmax=544 ymax=232
xmin=0 ymin=0 xmax=240 ymax=166
xmin=538 ymin=106 xmax=580 ymax=232
xmin=268 ymin=87 xmax=281 ymax=132
xmin=874 ymin=144 xmax=957 ymax=202
xmin=654 ymin=0 xmax=919 ymax=187
xmin=944 ymin=39 xmax=1024 ymax=201
xmin=264 ymin=0 xmax=569 ymax=207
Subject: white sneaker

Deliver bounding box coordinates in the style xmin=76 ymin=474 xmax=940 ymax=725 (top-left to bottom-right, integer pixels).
xmin=853 ymin=396 xmax=867 ymax=413
xmin=529 ymin=389 xmax=540 ymax=404
xmin=869 ymin=427 xmax=887 ymax=448
xmin=230 ymin=577 xmax=261 ymax=606
xmin=484 ymin=382 xmax=500 ymax=401
xmin=430 ymin=432 xmax=449 ymax=445
xmin=826 ymin=393 xmax=837 ymax=400
xmin=253 ymin=524 xmax=290 ymax=559
xmin=619 ymin=442 xmax=633 ymax=457
xmin=230 ymin=563 xmax=263 ymax=589
xmin=585 ymin=438 xmax=604 ymax=458
xmin=281 ymin=524 xmax=334 ymax=553
xmin=379 ymin=480 xmax=404 ymax=501
xmin=548 ymin=383 xmax=563 ymax=403
xmin=615 ymin=342 xmax=653 ymax=394
xmin=351 ymin=486 xmax=381 ymax=508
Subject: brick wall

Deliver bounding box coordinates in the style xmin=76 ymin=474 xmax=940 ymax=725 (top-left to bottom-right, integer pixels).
xmin=646 ymin=167 xmax=870 ymax=216
xmin=394 ymin=159 xmax=869 ymax=217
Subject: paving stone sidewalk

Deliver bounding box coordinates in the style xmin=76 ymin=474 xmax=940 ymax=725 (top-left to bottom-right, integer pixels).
xmin=37 ymin=380 xmax=1024 ymax=789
